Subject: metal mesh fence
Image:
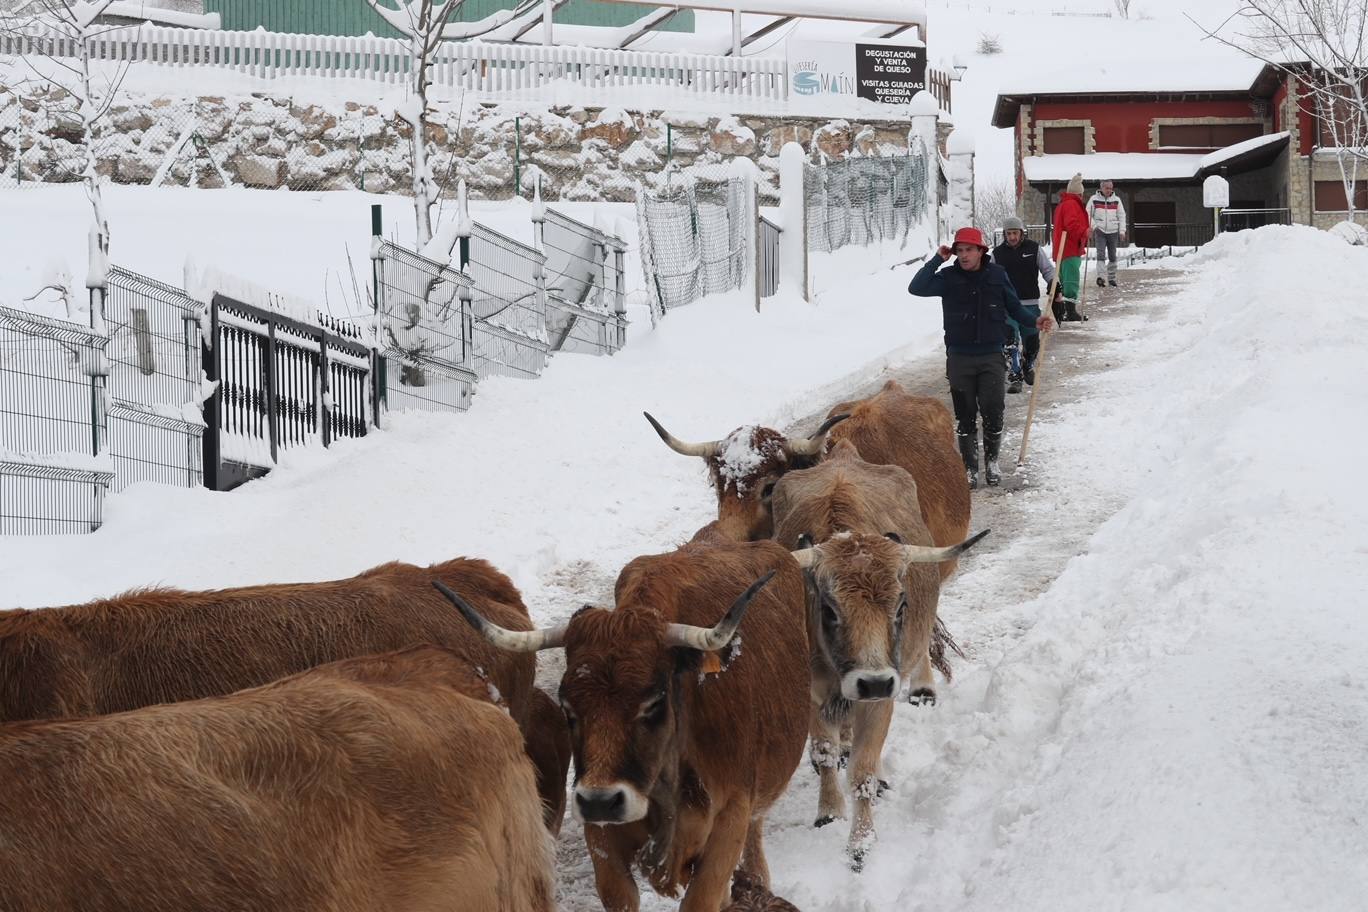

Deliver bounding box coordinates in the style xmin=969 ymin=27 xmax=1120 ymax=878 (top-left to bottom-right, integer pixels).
xmin=466 ymin=223 xmax=550 ymax=380
xmin=636 ymin=167 xmax=753 ymax=318
xmin=0 ymin=305 xmax=110 ymax=533
xmin=373 ymin=240 xmax=477 ymax=414
xmin=541 ymin=207 xmax=627 ymax=355
xmin=804 ymin=143 xmax=930 ymax=254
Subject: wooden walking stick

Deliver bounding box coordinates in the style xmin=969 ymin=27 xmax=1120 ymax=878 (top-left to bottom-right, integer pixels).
xmin=1017 ymin=230 xmax=1066 ymax=467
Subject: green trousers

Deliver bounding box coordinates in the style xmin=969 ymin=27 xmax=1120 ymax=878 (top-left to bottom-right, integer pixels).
xmin=1059 ymin=256 xmax=1082 ymax=300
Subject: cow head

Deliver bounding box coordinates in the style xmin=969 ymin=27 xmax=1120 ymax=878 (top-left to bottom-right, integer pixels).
xmin=643 ymin=412 xmax=849 ymax=541
xmin=791 ymin=530 xmax=988 ymax=703
xmin=433 ymin=573 xmax=772 ymax=826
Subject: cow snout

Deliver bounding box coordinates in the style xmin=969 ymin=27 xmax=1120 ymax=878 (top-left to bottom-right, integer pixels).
xmin=842 ymin=669 xmax=899 ymax=702
xmin=573 ymin=785 xmax=649 ymax=825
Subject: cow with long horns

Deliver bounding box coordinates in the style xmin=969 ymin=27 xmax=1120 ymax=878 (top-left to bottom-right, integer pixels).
xmin=773 ymin=440 xmax=988 ymax=866
xmin=0 ymin=558 xmax=572 ymax=835
xmin=0 ymin=646 xmax=556 ymax=912
xmin=645 ymin=380 xmax=970 ymax=581
xmin=437 ymin=533 xmax=810 ymax=912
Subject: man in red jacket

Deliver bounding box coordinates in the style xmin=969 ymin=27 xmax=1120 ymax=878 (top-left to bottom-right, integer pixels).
xmin=1052 ymin=172 xmax=1090 ymax=322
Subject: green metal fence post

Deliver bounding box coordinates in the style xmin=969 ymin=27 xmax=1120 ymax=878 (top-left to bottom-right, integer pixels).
xmin=667 ymin=123 xmax=673 ymax=163
xmin=369 ymin=203 xmax=386 ymax=426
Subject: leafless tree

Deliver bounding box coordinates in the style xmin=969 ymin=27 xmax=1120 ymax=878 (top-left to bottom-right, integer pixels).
xmin=1 ymin=0 xmax=132 ymax=316
xmin=975 ymin=177 xmax=1018 ymax=239
xmin=1113 ymin=0 xmax=1134 ymax=19
xmin=1193 ymin=0 xmax=1368 ymax=223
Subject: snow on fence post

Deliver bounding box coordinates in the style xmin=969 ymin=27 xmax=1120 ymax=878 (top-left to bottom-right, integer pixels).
xmin=908 ymin=91 xmax=940 ymax=239
xmin=778 ymin=142 xmax=809 ymax=303
xmin=946 ymin=128 xmax=976 ymax=232
xmin=369 ymin=203 xmax=385 ymax=429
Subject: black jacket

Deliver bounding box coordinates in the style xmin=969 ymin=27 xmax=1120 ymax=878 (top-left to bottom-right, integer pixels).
xmin=908 ymin=255 xmax=1037 ymax=355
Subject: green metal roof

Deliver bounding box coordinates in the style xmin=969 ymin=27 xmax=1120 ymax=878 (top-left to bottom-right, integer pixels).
xmin=203 ymin=0 xmax=694 ymax=38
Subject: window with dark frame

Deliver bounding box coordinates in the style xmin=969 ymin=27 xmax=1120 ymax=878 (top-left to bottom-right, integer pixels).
xmin=1042 ymin=126 xmax=1086 ymax=155
xmin=1156 ymin=122 xmax=1263 ymax=150
xmin=1313 ymin=179 xmax=1368 ymax=211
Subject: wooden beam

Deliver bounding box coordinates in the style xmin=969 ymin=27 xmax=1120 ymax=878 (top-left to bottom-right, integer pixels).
xmin=593 ymin=0 xmax=925 ymax=28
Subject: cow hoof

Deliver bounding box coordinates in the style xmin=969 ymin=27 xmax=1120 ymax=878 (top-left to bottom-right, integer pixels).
xmin=908 ymin=688 xmax=936 ymax=706
xmin=839 ymin=748 xmax=850 ymax=769
xmin=848 ymin=848 xmax=866 ymax=873
xmin=876 ymin=779 xmax=891 ymax=797
xmin=814 ymin=815 xmax=837 ymax=829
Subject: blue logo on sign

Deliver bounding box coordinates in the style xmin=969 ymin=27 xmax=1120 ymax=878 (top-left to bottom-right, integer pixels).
xmin=794 ymin=71 xmax=820 ymax=95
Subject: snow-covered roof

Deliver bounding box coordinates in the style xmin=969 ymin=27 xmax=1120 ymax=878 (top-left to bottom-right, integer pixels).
xmin=998 ymin=56 xmax=1267 ymax=97
xmin=597 ymin=0 xmax=926 ymax=26
xmin=1023 ymin=132 xmax=1291 ymax=184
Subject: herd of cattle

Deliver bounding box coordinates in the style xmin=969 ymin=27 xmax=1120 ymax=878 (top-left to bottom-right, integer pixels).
xmin=0 ymin=379 xmax=989 ymax=912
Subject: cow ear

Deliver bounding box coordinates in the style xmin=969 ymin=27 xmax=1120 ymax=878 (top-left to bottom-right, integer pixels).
xmin=672 ymin=646 xmax=703 ymax=675
xmin=884 ymin=532 xmax=903 ymax=544
xmin=797 ymin=532 xmax=814 ymax=549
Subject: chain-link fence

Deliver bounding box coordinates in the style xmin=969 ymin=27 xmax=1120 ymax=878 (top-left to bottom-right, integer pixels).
xmin=804 ymin=143 xmax=930 ymax=254
xmin=636 ymin=166 xmax=754 ymax=318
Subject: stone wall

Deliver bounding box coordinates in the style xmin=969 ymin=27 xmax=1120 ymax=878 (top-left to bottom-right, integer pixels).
xmin=0 ymin=84 xmax=923 ymax=203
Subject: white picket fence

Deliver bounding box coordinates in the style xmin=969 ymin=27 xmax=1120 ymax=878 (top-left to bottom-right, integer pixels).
xmin=1 ymin=23 xmax=790 ymax=101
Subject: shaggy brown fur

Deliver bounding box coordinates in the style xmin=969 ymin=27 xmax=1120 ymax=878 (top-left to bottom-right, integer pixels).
xmin=564 ymin=538 xmax=810 ymax=912
xmin=771 ymin=440 xmax=964 ymax=865
xmin=0 ymin=645 xmax=555 ymax=912
xmin=665 ymin=382 xmax=970 ymax=582
xmin=822 ymin=380 xmax=971 ymax=581
xmin=730 ymin=871 xmax=803 ymax=911
xmin=0 ymin=557 xmax=569 ymax=832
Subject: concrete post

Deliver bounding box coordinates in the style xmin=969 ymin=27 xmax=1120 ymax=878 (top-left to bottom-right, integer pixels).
xmin=778 ymin=142 xmax=809 ymax=302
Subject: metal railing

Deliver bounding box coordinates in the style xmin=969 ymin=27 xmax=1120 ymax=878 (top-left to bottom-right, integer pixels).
xmin=466 ymin=223 xmax=550 ymax=380
xmin=203 ymin=294 xmax=370 ymax=490
xmin=1220 ymin=208 xmax=1292 ymax=231
xmin=0 ymin=305 xmax=109 ymax=533
xmin=758 ymin=215 xmax=781 ymax=299
xmin=372 ymin=239 xmax=478 ymax=416
xmin=540 ymin=207 xmax=628 ymax=355
xmin=3 ymin=23 xmax=789 ymax=103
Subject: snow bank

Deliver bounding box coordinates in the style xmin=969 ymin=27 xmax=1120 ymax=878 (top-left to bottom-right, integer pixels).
xmin=763 ymin=224 xmax=1368 ymax=908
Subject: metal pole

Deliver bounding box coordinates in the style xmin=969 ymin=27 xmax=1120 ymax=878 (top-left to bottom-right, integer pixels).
xmin=369 ymin=204 xmax=385 ymax=429
xmin=515 ymin=116 xmax=522 ymax=197
xmin=203 ymin=295 xmax=221 ymax=490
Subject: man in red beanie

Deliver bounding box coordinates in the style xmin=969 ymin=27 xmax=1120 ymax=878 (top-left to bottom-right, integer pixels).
xmin=908 ymin=226 xmax=1055 ymax=488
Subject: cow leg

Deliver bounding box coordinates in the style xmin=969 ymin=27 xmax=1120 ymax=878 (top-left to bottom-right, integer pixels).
xmin=679 ymin=798 xmax=751 ymax=912
xmin=739 ymin=812 xmax=771 ymax=889
xmin=809 ymin=706 xmax=846 ymax=827
xmin=585 ymin=824 xmax=642 ymax=912
xmin=847 ymin=699 xmax=894 ymax=870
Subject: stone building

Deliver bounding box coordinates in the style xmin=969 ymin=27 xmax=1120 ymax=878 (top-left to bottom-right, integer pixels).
xmin=992 ymin=60 xmax=1366 ymax=245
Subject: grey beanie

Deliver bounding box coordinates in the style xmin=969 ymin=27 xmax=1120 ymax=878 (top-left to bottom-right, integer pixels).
xmin=1002 ymin=216 xmax=1025 ymax=232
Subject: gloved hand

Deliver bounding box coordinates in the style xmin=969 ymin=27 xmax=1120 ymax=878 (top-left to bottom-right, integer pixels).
xmin=937 ymin=245 xmax=952 ymax=260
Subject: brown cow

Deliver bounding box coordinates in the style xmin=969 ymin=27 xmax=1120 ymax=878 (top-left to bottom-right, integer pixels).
xmin=0 ymin=557 xmax=570 ymax=834
xmin=730 ymin=871 xmax=802 ymax=911
xmin=438 ymin=534 xmax=810 ymax=912
xmin=0 ymin=645 xmax=555 ymax=912
xmin=645 ymin=379 xmax=970 ymax=580
xmin=772 ymin=440 xmax=987 ymax=866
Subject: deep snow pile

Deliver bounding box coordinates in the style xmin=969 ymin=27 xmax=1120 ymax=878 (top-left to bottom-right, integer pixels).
xmin=757 ymin=225 xmax=1368 ymax=909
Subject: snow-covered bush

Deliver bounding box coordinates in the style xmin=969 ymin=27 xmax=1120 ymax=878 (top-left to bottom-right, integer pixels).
xmin=977 ymin=32 xmax=1002 ymax=55
xmin=1330 ymin=220 xmax=1368 ymax=246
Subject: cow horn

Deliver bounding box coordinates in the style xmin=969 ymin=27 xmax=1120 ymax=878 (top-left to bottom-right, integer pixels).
xmin=784 ymin=413 xmax=850 ymax=458
xmin=901 ymin=528 xmax=991 ymax=563
xmin=433 ymin=581 xmax=566 ymax=652
xmin=643 ymin=412 xmax=722 ymax=458
xmin=664 ymin=570 xmax=775 ymax=651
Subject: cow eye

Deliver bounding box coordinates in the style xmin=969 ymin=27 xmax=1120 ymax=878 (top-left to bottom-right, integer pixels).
xmin=639 ymin=693 xmax=668 ymax=725
xmin=895 ymin=597 xmax=907 ymax=627
xmin=761 ymin=481 xmax=776 ymax=501
xmin=821 ymin=596 xmax=841 ymax=630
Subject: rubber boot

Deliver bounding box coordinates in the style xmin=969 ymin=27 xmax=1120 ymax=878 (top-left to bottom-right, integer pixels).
xmin=983 ymin=431 xmax=1002 ymax=487
xmin=957 ymin=432 xmax=979 ymax=490
xmin=1063 ymin=298 xmax=1087 ymax=322
xmin=1051 ymin=296 xmax=1066 ymax=324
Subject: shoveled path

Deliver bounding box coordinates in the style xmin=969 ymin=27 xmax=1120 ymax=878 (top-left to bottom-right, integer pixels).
xmin=545 ymin=268 xmax=1188 ymax=911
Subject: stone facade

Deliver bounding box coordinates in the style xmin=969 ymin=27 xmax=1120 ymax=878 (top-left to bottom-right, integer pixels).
xmin=0 ymin=85 xmax=925 ymax=203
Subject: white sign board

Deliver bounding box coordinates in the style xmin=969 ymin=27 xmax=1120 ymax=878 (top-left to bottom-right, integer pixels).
xmin=787 ymin=37 xmax=927 ymax=106
xmin=1203 ymin=175 xmax=1230 ymax=209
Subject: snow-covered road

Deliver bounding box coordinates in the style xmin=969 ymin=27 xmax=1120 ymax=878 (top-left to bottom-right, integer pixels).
xmin=4 ymin=223 xmax=1365 ymax=910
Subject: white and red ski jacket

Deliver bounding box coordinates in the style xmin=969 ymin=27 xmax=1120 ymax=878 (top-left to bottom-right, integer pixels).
xmin=1087 ymin=191 xmax=1127 ymax=234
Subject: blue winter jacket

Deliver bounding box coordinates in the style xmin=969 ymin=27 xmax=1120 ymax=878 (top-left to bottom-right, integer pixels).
xmin=908 ymin=254 xmax=1040 ymax=355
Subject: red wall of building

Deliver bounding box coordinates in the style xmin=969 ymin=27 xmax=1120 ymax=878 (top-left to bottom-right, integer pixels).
xmin=1273 ymin=79 xmax=1288 ymax=132
xmin=1031 ymin=99 xmax=1264 ymax=153
xmin=1295 ymin=77 xmax=1316 ymax=155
